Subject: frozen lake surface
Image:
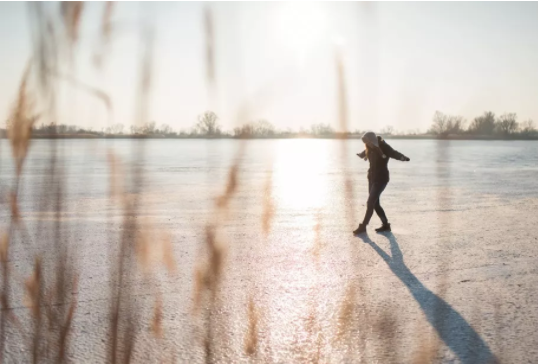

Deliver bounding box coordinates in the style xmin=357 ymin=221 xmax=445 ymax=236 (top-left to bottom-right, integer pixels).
xmin=1 ymin=139 xmax=538 ymax=363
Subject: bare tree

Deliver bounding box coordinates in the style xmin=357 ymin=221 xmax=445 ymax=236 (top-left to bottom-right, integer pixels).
xmin=254 ymin=119 xmax=275 ymax=136
xmin=310 ymin=123 xmax=334 ymax=136
xmin=196 ymin=111 xmax=221 ymax=136
xmin=233 ymin=123 xmax=255 ymax=137
xmin=520 ymin=119 xmax=536 ymax=135
xmin=380 ymin=125 xmax=394 ymax=135
xmin=496 ymin=113 xmax=518 ymax=135
xmin=469 ymin=111 xmax=496 ymax=135
xmin=111 ymin=123 xmax=124 ymax=134
xmin=159 ymin=123 xmax=174 ymax=135
xmin=448 ymin=115 xmax=465 ymax=134
xmin=233 ymin=120 xmax=276 ymax=137
xmin=141 ymin=121 xmax=156 ymax=134
xmin=429 ymin=111 xmax=448 ymax=136
xmin=429 ymin=111 xmax=465 ymax=137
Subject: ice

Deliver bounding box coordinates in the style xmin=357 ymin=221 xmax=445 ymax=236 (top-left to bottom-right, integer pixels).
xmin=1 ymin=138 xmax=537 ymax=362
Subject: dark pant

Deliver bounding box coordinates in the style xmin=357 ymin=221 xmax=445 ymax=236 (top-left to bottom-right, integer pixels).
xmin=362 ymin=180 xmax=388 ymax=225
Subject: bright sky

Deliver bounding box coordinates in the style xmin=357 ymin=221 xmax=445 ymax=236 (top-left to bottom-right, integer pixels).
xmin=1 ymin=2 xmax=538 ymax=133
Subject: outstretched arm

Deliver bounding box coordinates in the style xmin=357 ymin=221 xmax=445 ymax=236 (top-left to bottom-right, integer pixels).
xmin=383 ymin=142 xmax=410 ymax=161
xmin=356 ymin=150 xmax=367 ymax=160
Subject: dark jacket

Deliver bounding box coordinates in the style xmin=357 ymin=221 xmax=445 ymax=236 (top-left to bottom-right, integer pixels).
xmin=357 ymin=136 xmax=407 ymax=183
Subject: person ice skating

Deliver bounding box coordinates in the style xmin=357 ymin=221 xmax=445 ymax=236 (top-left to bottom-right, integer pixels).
xmin=353 ymin=131 xmax=410 ymax=235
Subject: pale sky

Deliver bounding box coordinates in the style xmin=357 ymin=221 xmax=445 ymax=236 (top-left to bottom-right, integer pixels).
xmin=1 ymin=2 xmax=538 ymax=133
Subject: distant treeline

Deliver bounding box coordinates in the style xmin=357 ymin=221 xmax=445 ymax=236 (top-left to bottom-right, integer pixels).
xmin=2 ymin=110 xmax=537 ymax=139
xmin=0 ymin=111 xmax=375 ymax=139
xmin=428 ymin=110 xmax=538 ymax=139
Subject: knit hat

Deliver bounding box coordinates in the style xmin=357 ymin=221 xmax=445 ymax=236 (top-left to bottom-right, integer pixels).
xmin=361 ymin=131 xmax=379 ymax=147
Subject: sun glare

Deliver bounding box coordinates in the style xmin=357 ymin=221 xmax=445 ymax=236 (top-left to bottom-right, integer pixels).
xmin=272 ymin=140 xmax=330 ymax=211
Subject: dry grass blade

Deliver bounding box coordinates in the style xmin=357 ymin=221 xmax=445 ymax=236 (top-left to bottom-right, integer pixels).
xmin=336 ymin=283 xmax=356 ymax=343
xmin=192 ymin=263 xmax=208 ymax=315
xmin=10 ymin=193 xmax=20 ymax=223
xmin=373 ymin=309 xmax=399 ymax=363
xmin=24 ymin=258 xmax=42 ymax=318
xmin=61 ymin=2 xmax=84 ymax=46
xmin=216 ymin=164 xmax=239 ymax=209
xmin=58 ymin=276 xmax=79 ymax=364
xmin=162 ymin=232 xmax=177 ymax=275
xmin=312 ymin=211 xmax=322 ymax=262
xmin=335 ymin=47 xmax=348 ymax=137
xmin=0 ymin=232 xmax=8 ymax=263
xmin=334 ymin=45 xmax=355 ymax=223
xmin=135 ymin=220 xmax=177 ymax=276
xmin=135 ymin=227 xmax=152 ymax=273
xmin=411 ymin=329 xmax=439 ymax=364
xmin=191 ymin=225 xmax=227 ymax=315
xmin=7 ymin=62 xmax=39 ymax=176
xmin=94 ymin=1 xmax=114 ymax=68
xmin=205 ymin=226 xmax=225 ymax=291
xmin=244 ymin=296 xmax=259 ymax=356
xmin=102 ymin=2 xmax=114 ymax=39
xmin=261 ymin=170 xmax=274 ymax=237
xmin=204 ymin=7 xmax=215 ymax=86
xmin=151 ymin=294 xmax=163 ymax=339
xmin=49 ymin=69 xmax=112 ymax=121
xmin=107 ymin=150 xmax=124 ymax=201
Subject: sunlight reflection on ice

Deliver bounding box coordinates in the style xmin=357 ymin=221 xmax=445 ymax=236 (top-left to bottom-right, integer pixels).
xmin=272 ymin=139 xmax=330 ymax=211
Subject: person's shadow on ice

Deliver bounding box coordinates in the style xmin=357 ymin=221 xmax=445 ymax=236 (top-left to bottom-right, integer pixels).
xmin=357 ymin=232 xmax=498 ymax=364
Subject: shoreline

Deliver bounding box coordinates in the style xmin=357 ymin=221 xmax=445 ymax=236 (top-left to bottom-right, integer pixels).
xmin=0 ymin=134 xmax=536 ymax=141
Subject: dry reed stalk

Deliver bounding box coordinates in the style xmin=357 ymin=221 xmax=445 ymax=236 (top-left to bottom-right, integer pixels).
xmin=192 ymin=142 xmax=240 ymax=311
xmin=94 ymin=1 xmax=114 ymax=68
xmin=56 ymin=276 xmax=79 ymax=364
xmin=303 ymin=299 xmax=323 ymax=363
xmin=135 ymin=219 xmax=177 ymax=276
xmin=7 ymin=62 xmax=38 ymax=177
xmin=107 ymin=18 xmax=156 ymax=364
xmin=107 ymin=150 xmax=125 ymax=201
xmin=60 ymin=2 xmax=84 ymax=47
xmin=192 ymin=224 xmax=228 ymax=364
xmin=24 ymin=258 xmax=43 ymax=364
xmin=314 ymin=332 xmax=323 ymax=364
xmin=102 ymin=2 xmax=114 ymax=40
xmin=0 ymin=233 xmax=8 ymax=264
xmin=411 ymin=327 xmax=439 ymax=364
xmin=204 ymin=7 xmax=215 ymax=90
xmin=192 ymin=263 xmax=207 ymax=316
xmin=6 ymin=3 xmax=170 ymax=364
xmin=48 ymin=69 xmax=112 ymax=119
xmin=372 ymin=309 xmax=399 ymax=363
xmin=261 ymin=170 xmax=274 ymax=238
xmin=151 ymin=294 xmax=164 ymax=339
xmin=215 ymin=164 xmax=239 ymax=210
xmin=24 ymin=259 xmax=42 ymax=319
xmin=195 ymin=165 xmax=240 ymax=363
xmin=108 ymin=203 xmax=140 ymax=364
xmin=201 ymin=226 xmax=226 ymax=297
xmin=1 ymin=59 xmax=39 ymax=363
xmin=244 ymin=296 xmax=259 ymax=356
xmin=194 ymin=159 xmax=240 ymax=361
xmin=334 ymin=45 xmax=355 ymax=226
xmin=336 ymin=283 xmax=356 ymax=344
